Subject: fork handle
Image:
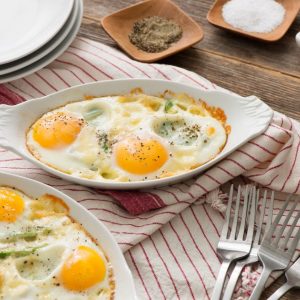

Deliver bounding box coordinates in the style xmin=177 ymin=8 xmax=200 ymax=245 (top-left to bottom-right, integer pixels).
xmin=211 ymin=259 xmax=231 ymax=300
xmin=249 ymin=268 xmax=272 ymax=300
xmin=267 ymin=282 xmax=293 ymax=300
xmin=223 ymin=260 xmax=246 ymax=300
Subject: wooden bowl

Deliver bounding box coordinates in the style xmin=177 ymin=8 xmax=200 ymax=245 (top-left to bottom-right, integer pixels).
xmin=207 ymin=0 xmax=300 ymax=42
xmin=101 ymin=0 xmax=204 ymax=62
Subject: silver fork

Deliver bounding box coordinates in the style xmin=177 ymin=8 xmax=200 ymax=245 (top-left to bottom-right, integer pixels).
xmin=249 ymin=196 xmax=300 ymax=300
xmin=267 ymin=255 xmax=300 ymax=300
xmin=223 ymin=189 xmax=274 ymax=300
xmin=211 ymin=185 xmax=256 ymax=300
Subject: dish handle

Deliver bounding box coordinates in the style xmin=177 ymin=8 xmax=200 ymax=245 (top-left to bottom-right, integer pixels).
xmin=0 ymin=104 xmax=16 ymax=149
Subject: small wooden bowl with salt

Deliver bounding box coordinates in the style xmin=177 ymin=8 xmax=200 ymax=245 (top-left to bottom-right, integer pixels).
xmin=207 ymin=0 xmax=300 ymax=42
xmin=101 ymin=0 xmax=204 ymax=62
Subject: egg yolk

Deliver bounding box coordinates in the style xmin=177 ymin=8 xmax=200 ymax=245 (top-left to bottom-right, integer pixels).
xmin=0 ymin=188 xmax=24 ymax=222
xmin=207 ymin=126 xmax=216 ymax=137
xmin=60 ymin=245 xmax=106 ymax=291
xmin=115 ymin=138 xmax=168 ymax=175
xmin=33 ymin=112 xmax=83 ymax=149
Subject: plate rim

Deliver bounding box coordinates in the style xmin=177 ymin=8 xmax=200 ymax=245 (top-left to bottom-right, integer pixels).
xmin=0 ymin=0 xmax=79 ymax=76
xmin=0 ymin=0 xmax=83 ymax=83
xmin=0 ymin=0 xmax=74 ymax=64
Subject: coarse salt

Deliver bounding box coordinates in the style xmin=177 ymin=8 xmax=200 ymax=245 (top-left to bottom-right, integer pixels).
xmin=222 ymin=0 xmax=286 ymax=33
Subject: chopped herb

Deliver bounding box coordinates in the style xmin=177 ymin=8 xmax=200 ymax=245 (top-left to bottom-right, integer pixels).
xmin=96 ymin=131 xmax=112 ymax=154
xmin=157 ymin=120 xmax=201 ymax=145
xmin=164 ymin=100 xmax=174 ymax=113
xmin=103 ymin=142 xmax=109 ymax=153
xmin=158 ymin=120 xmax=182 ymax=137
xmin=0 ymin=244 xmax=48 ymax=259
xmin=0 ymin=228 xmax=52 ymax=243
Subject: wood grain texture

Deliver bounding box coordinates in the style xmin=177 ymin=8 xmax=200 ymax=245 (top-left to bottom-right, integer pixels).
xmin=81 ymin=0 xmax=300 ymax=298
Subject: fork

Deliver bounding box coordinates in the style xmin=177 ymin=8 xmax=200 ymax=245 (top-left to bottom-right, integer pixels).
xmin=223 ymin=189 xmax=274 ymax=300
xmin=211 ymin=185 xmax=256 ymax=300
xmin=267 ymin=255 xmax=300 ymax=300
xmin=249 ymin=196 xmax=300 ymax=300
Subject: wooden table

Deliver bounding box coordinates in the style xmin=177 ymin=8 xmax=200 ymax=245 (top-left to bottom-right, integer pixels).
xmin=81 ymin=1 xmax=300 ymax=299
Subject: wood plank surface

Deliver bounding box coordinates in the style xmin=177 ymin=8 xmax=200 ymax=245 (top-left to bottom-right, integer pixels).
xmin=81 ymin=0 xmax=300 ymax=299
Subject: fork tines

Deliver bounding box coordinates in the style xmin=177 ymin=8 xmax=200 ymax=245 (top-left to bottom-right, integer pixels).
xmin=212 ymin=185 xmax=256 ymax=300
xmin=263 ymin=196 xmax=300 ymax=252
xmin=222 ymin=188 xmax=274 ymax=300
xmin=221 ymin=185 xmax=256 ymax=242
xmin=249 ymin=194 xmax=300 ymax=300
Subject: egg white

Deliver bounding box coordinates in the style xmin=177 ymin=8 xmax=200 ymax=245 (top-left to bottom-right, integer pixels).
xmin=26 ymin=93 xmax=228 ymax=182
xmin=151 ymin=114 xmax=226 ymax=166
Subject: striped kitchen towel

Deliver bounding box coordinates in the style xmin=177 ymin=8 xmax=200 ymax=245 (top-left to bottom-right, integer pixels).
xmin=0 ymin=37 xmax=299 ymax=299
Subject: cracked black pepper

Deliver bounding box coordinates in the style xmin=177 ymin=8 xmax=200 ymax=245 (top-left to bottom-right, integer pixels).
xmin=129 ymin=16 xmax=183 ymax=53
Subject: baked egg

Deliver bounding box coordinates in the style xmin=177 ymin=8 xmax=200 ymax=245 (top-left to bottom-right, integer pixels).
xmin=26 ymin=89 xmax=230 ymax=182
xmin=0 ymin=187 xmax=115 ymax=299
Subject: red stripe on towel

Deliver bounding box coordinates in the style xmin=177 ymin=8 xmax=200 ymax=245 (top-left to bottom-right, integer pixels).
xmin=0 ymin=84 xmax=24 ymax=104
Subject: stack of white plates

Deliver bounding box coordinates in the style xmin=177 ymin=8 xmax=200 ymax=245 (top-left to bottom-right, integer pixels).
xmin=0 ymin=0 xmax=83 ymax=83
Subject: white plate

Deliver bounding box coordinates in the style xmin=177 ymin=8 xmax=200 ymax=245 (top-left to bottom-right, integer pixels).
xmin=0 ymin=0 xmax=83 ymax=83
xmin=0 ymin=79 xmax=273 ymax=190
xmin=0 ymin=171 xmax=138 ymax=300
xmin=0 ymin=0 xmax=74 ymax=64
xmin=0 ymin=0 xmax=78 ymax=76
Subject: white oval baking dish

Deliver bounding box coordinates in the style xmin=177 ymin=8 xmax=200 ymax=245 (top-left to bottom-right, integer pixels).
xmin=0 ymin=79 xmax=273 ymax=189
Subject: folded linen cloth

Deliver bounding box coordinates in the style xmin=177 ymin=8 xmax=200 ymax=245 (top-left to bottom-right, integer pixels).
xmin=0 ymin=38 xmax=299 ymax=299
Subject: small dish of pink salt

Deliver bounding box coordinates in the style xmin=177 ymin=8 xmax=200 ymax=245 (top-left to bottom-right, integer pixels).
xmin=207 ymin=0 xmax=300 ymax=42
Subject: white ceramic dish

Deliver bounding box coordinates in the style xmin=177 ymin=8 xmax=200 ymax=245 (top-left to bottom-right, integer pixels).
xmin=0 ymin=79 xmax=273 ymax=190
xmin=0 ymin=0 xmax=74 ymax=64
xmin=0 ymin=171 xmax=138 ymax=300
xmin=0 ymin=0 xmax=83 ymax=84
xmin=0 ymin=0 xmax=78 ymax=76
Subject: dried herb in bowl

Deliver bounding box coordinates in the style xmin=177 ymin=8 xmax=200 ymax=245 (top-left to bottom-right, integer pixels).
xmin=129 ymin=16 xmax=183 ymax=53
